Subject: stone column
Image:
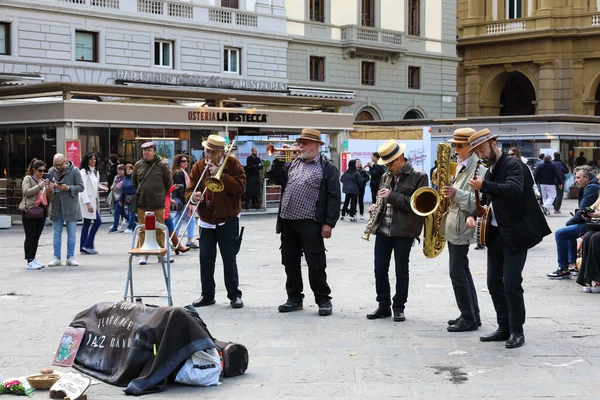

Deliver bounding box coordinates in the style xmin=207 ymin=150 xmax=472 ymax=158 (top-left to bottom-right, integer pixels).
xmin=572 ymin=0 xmax=586 ymax=13
xmin=536 ymin=0 xmax=554 ymax=15
xmin=536 ymin=61 xmax=556 ymax=115
xmin=464 ymin=66 xmax=482 ymax=116
xmin=572 ymin=60 xmax=585 ymax=115
xmin=467 ymin=0 xmax=483 ymax=22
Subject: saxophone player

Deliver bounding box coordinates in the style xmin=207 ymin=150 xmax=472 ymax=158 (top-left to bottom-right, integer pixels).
xmin=366 ymin=140 xmax=428 ymax=322
xmin=441 ymin=128 xmax=486 ymax=332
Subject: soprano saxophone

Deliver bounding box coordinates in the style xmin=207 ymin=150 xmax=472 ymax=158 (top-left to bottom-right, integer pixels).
xmin=361 ymin=173 xmax=393 ymax=241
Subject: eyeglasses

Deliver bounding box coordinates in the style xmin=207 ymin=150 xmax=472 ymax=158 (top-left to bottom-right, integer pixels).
xmin=180 ymin=159 xmax=189 ymax=163
xmin=37 ymin=169 xmax=45 ymax=172
xmin=507 ymin=152 xmax=516 ymax=156
xmin=451 ymin=143 xmax=465 ymax=149
xmin=53 ymin=161 xmax=66 ymax=168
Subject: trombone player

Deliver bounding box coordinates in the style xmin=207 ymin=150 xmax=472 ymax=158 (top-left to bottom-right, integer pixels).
xmin=186 ymin=135 xmax=247 ymax=309
xmin=441 ymin=128 xmax=485 ymax=332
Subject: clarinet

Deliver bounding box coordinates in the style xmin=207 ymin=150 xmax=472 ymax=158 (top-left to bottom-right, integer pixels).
xmin=361 ymin=173 xmax=393 ymax=241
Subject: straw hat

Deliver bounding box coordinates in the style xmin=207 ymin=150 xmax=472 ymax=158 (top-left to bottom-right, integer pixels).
xmin=202 ymin=134 xmax=226 ymax=150
xmin=296 ymin=128 xmax=325 ymax=145
xmin=377 ymin=140 xmax=407 ymax=166
xmin=467 ymin=128 xmax=499 ymax=151
xmin=448 ymin=128 xmax=476 ymax=144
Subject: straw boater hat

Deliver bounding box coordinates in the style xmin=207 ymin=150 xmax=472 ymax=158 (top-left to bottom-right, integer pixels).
xmin=202 ymin=134 xmax=226 ymax=150
xmin=377 ymin=140 xmax=407 ymax=166
xmin=448 ymin=128 xmax=476 ymax=144
xmin=296 ymin=128 xmax=325 ymax=145
xmin=467 ymin=128 xmax=499 ymax=151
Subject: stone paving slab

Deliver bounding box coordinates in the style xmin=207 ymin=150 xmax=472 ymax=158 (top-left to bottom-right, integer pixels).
xmin=1 ymin=199 xmax=599 ymax=399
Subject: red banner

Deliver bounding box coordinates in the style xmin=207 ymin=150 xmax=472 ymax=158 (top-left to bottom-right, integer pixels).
xmin=340 ymin=152 xmax=351 ymax=173
xmin=66 ymin=140 xmax=81 ymax=168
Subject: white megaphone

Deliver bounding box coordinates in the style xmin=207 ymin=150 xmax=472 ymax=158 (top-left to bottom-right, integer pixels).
xmin=140 ymin=212 xmax=161 ymax=251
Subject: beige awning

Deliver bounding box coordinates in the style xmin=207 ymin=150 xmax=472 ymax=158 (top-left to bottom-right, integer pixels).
xmin=351 ymin=126 xmax=423 ymax=140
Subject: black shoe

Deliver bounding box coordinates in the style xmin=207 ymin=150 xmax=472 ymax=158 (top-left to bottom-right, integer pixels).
xmin=474 ymin=244 xmax=485 ymax=250
xmin=192 ymin=296 xmax=216 ymax=307
xmin=480 ymin=329 xmax=510 ymax=342
xmin=547 ymin=268 xmax=571 ymax=280
xmin=278 ymin=300 xmax=303 ymax=313
xmin=393 ymin=310 xmax=406 ymax=322
xmin=366 ymin=306 xmax=391 ymax=320
xmin=447 ymin=319 xmax=478 ymax=332
xmin=448 ymin=316 xmax=482 ymax=327
xmin=230 ymin=297 xmax=244 ymax=309
xmin=318 ymin=300 xmax=333 ymax=316
xmin=506 ymin=333 xmax=525 ymax=349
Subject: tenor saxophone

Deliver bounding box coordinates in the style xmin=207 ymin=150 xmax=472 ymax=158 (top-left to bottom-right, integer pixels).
xmin=361 ymin=173 xmax=393 ymax=241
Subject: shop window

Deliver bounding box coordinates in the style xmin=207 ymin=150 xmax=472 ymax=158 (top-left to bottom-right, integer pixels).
xmin=408 ymin=0 xmax=420 ymax=36
xmin=408 ymin=66 xmax=420 ymax=89
xmin=506 ymin=0 xmax=522 ymax=19
xmin=224 ymin=47 xmax=240 ymax=74
xmin=310 ymin=56 xmax=325 ymax=82
xmin=309 ymin=0 xmax=325 ymax=23
xmin=221 ymin=0 xmax=238 ymax=9
xmin=154 ymin=40 xmax=173 ymax=68
xmin=75 ymin=31 xmax=98 ymax=62
xmin=361 ymin=62 xmax=375 ymax=86
xmin=0 ymin=23 xmax=10 ymax=55
xmin=361 ymin=0 xmax=375 ymax=27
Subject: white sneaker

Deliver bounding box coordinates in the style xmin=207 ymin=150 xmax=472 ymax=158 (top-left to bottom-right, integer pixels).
xmin=32 ymin=259 xmax=45 ymax=268
xmin=360 ymin=215 xmax=365 ymax=220
xmin=583 ymin=286 xmax=592 ymax=293
xmin=350 ymin=216 xmax=357 ymax=222
xmin=48 ymin=257 xmax=62 ymax=267
xmin=340 ymin=216 xmax=345 ymax=220
xmin=26 ymin=261 xmax=43 ymax=270
xmin=124 ymin=229 xmax=134 ymax=234
xmin=139 ymin=256 xmax=148 ymax=265
xmin=66 ymin=257 xmax=79 ymax=266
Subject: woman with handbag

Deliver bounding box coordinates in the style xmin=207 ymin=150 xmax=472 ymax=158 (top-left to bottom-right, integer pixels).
xmin=165 ymin=183 xmax=190 ymax=255
xmin=171 ymin=154 xmax=198 ymax=248
xmin=108 ymin=164 xmax=126 ymax=233
xmin=79 ymin=152 xmax=107 ymax=254
xmin=122 ymin=163 xmax=137 ymax=233
xmin=20 ymin=158 xmax=54 ymax=270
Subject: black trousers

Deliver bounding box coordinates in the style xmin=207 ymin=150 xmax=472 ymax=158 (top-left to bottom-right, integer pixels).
xmin=553 ymin=184 xmax=563 ymax=211
xmin=374 ymin=234 xmax=413 ymax=311
xmin=22 ymin=213 xmax=46 ymax=261
xmin=577 ymin=231 xmax=600 ymax=286
xmin=370 ymin=187 xmax=378 ymax=207
xmin=280 ymin=219 xmax=331 ymax=304
xmin=199 ymin=217 xmax=242 ymax=300
xmin=486 ymin=226 xmax=527 ymax=334
xmin=341 ymin=194 xmax=357 ymax=217
xmin=448 ymin=242 xmax=480 ymax=324
xmin=358 ymin=187 xmax=365 ymax=215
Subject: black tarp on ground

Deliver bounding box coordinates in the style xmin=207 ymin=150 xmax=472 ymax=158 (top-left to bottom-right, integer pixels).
xmin=69 ymin=301 xmax=215 ymax=395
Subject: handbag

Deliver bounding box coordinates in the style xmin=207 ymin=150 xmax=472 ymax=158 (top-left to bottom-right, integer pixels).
xmin=130 ymin=162 xmax=157 ymax=214
xmin=24 ymin=177 xmax=46 ymax=219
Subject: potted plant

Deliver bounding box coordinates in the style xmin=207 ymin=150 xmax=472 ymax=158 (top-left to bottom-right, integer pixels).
xmin=569 ymin=184 xmax=580 ymax=199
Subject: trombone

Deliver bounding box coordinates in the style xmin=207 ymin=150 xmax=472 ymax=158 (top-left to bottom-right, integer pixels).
xmin=171 ymin=140 xmax=235 ymax=248
xmin=266 ymin=143 xmax=299 ymax=162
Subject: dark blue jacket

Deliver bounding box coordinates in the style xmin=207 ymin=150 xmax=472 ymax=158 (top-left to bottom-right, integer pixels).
xmin=341 ymin=170 xmax=363 ymax=195
xmin=566 ymin=177 xmax=600 ymax=227
xmin=535 ymin=161 xmax=561 ymax=185
xmin=552 ymin=160 xmax=568 ymax=184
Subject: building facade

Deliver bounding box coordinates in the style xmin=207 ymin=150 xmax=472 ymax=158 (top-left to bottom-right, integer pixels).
xmin=286 ymin=0 xmax=459 ymax=121
xmin=458 ymin=0 xmax=600 ymax=118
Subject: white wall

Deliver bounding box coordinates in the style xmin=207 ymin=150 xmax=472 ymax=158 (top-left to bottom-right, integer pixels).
xmin=424 ymin=0 xmax=442 ymax=40
xmin=381 ymin=0 xmax=404 ymax=32
xmin=331 ymin=0 xmax=358 ymax=26
xmin=285 ymin=0 xmax=304 ymax=19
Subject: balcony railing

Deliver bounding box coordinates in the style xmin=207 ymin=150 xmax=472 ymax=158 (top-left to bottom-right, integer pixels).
xmin=31 ymin=0 xmax=284 ymax=32
xmin=59 ymin=0 xmax=120 ymax=8
xmin=341 ymin=25 xmax=403 ymax=47
xmin=487 ymin=21 xmax=527 ymax=35
xmin=593 ymin=14 xmax=600 ymax=26
xmin=208 ymin=8 xmax=258 ymax=27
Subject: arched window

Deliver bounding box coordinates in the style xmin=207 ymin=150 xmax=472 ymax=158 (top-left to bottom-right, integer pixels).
xmin=403 ymin=109 xmax=424 ymax=119
xmin=356 ymin=110 xmax=375 ymax=121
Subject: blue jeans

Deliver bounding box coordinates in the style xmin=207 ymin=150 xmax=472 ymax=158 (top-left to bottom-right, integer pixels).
xmin=555 ymin=224 xmax=580 ymax=270
xmin=52 ymin=215 xmax=77 ymax=259
xmin=80 ymin=210 xmax=102 ymax=251
xmin=125 ymin=205 xmax=137 ymax=230
xmin=111 ymin=201 xmax=127 ymax=230
xmin=172 ymin=209 xmax=196 ymax=243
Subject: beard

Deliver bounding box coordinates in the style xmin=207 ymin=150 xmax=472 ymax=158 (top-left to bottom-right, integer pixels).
xmin=480 ymin=144 xmax=497 ymax=167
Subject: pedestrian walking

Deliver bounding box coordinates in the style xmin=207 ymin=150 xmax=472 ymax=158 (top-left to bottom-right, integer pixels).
xmin=79 ymin=152 xmax=106 ymax=254
xmin=19 ymin=158 xmax=53 ymax=270
xmin=340 ymin=159 xmax=362 ymax=221
xmin=356 ymin=159 xmax=370 ymax=219
xmin=171 ymin=154 xmax=198 ymax=248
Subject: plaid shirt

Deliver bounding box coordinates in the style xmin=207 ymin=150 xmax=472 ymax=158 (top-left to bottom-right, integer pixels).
xmin=280 ymin=155 xmax=323 ymax=220
xmin=377 ymin=165 xmax=406 ymax=236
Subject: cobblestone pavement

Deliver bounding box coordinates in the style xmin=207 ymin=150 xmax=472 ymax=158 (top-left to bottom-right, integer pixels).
xmin=1 ymin=199 xmax=598 ymax=399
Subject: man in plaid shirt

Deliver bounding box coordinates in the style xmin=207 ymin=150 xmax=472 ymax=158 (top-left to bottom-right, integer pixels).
xmin=268 ymin=129 xmax=341 ymax=316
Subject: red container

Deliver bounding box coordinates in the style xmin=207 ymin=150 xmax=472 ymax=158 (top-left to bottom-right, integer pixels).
xmin=144 ymin=212 xmax=156 ymax=230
